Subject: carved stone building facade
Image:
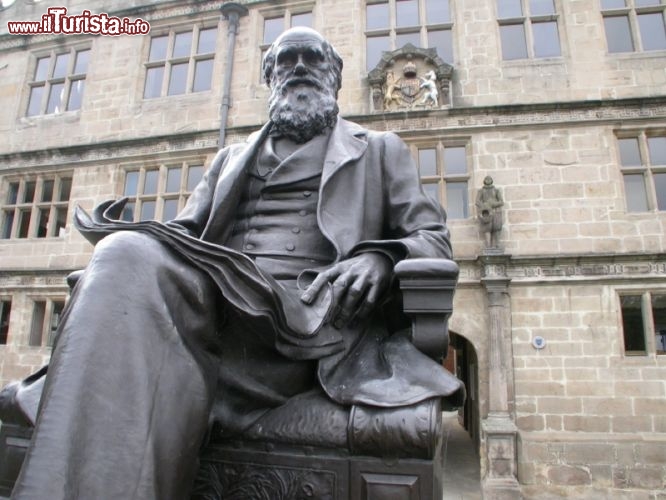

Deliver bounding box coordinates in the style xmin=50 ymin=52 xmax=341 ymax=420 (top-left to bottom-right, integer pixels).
xmin=1 ymin=0 xmax=665 ymax=498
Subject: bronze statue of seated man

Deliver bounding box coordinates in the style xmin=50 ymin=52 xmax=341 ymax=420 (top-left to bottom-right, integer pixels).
xmin=9 ymin=27 xmax=463 ymax=500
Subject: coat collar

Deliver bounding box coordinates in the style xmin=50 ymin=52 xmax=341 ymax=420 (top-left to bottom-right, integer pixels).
xmin=321 ymin=118 xmax=368 ymax=187
xmin=202 ymin=118 xmax=368 ymax=241
xmin=261 ymin=132 xmax=331 ymax=188
xmin=227 ymin=117 xmax=368 ymax=189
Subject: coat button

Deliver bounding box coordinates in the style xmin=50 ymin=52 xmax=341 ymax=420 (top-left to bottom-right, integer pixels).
xmin=292 ymin=227 xmax=301 ymax=234
xmin=286 ymin=243 xmax=295 ymax=251
xmin=299 ymin=209 xmax=307 ymax=216
xmin=245 ymin=243 xmax=255 ymax=250
xmin=303 ymin=190 xmax=312 ymax=197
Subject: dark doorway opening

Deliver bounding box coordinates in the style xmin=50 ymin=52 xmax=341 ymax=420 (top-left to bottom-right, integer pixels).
xmin=449 ymin=331 xmax=480 ymax=449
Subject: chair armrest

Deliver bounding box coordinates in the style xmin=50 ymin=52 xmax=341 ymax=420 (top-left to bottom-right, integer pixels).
xmin=394 ymin=258 xmax=459 ymax=361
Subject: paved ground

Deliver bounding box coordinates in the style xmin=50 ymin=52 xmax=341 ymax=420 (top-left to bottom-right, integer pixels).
xmin=441 ymin=411 xmax=483 ymax=500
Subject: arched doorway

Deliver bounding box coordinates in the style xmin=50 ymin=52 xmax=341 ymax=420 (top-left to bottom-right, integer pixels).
xmin=449 ymin=331 xmax=480 ymax=448
xmin=442 ymin=330 xmax=482 ymax=498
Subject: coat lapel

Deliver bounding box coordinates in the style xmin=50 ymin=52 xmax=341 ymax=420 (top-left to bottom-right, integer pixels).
xmin=263 ymin=132 xmax=330 ymax=189
xmin=201 ymin=118 xmax=369 ymax=246
xmin=321 ymin=118 xmax=368 ymax=189
xmin=201 ymin=122 xmax=272 ymax=241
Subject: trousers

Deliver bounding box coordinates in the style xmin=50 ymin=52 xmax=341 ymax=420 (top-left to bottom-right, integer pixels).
xmin=13 ymin=231 xmax=225 ymax=500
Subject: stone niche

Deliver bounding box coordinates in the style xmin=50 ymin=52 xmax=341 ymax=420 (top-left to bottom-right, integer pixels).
xmin=368 ymin=44 xmax=453 ymax=112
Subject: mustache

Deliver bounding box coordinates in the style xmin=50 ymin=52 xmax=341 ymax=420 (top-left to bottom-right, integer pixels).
xmin=277 ymin=76 xmax=327 ymax=93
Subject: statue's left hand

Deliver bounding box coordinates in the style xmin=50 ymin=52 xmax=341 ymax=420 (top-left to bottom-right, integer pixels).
xmin=300 ymin=253 xmax=392 ymax=329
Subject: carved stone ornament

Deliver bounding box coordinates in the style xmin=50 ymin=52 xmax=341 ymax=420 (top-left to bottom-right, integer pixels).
xmin=191 ymin=461 xmax=336 ymax=500
xmin=368 ymin=43 xmax=453 ymax=112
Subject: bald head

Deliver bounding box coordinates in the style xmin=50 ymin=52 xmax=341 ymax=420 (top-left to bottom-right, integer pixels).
xmin=273 ymin=26 xmax=326 ymax=47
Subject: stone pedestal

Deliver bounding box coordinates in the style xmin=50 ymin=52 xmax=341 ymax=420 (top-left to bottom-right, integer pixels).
xmin=482 ymin=415 xmax=521 ymax=499
xmin=479 ymin=253 xmax=521 ymax=499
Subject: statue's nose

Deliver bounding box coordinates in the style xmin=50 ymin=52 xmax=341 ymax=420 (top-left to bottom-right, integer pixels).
xmin=294 ymin=59 xmax=307 ymax=75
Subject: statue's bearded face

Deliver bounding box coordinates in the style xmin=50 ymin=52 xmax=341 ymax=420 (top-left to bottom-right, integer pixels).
xmin=268 ymin=35 xmax=339 ymax=143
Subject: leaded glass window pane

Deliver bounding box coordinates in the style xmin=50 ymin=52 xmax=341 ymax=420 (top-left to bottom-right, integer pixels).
xmin=173 ymin=32 xmax=193 ymax=58
xmin=533 ymin=21 xmax=561 ymax=57
xmin=396 ymin=0 xmax=420 ymax=28
xmin=367 ymin=2 xmax=390 ymax=30
xmin=419 ymin=149 xmax=437 ymax=176
xmin=500 ymin=24 xmax=528 ymax=60
xmin=653 ymin=172 xmax=666 ymax=210
xmin=144 ymin=67 xmax=164 ymax=99
xmin=619 ymin=138 xmax=642 ymax=166
xmin=425 ymin=0 xmax=450 ymax=23
xmin=647 ymin=137 xmax=666 ymax=165
xmin=149 ymin=36 xmax=169 ymax=61
xmin=193 ymin=59 xmax=213 ymax=92
xmin=604 ymin=16 xmax=634 ymax=53
xmin=167 ymin=63 xmax=188 ymax=96
xmin=446 ymin=182 xmax=469 ymax=219
xmin=197 ymin=28 xmax=217 ymax=54
xmin=621 ymin=295 xmax=646 ymax=353
xmin=638 ymin=12 xmax=666 ymax=51
xmin=623 ymin=174 xmax=649 ymax=212
xmin=444 ymin=147 xmax=467 ymax=175
xmin=530 ymin=0 xmax=555 ymax=16
xmin=143 ymin=170 xmax=159 ymax=195
xmin=497 ymin=0 xmax=523 ymax=19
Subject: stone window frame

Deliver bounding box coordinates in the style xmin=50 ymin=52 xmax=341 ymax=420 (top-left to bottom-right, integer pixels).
xmin=0 ymin=173 xmax=73 ymax=240
xmin=120 ymin=159 xmax=207 ymax=223
xmin=408 ymin=140 xmax=471 ymax=220
xmin=26 ymin=44 xmax=91 ymax=117
xmin=0 ymin=298 xmax=11 ymax=346
xmin=616 ymin=131 xmax=666 ymax=213
xmin=258 ymin=3 xmax=315 ymax=80
xmin=364 ymin=0 xmax=454 ymax=72
xmin=495 ymin=0 xmax=562 ymax=61
xmin=143 ymin=22 xmax=219 ymax=99
xmin=618 ymin=291 xmax=666 ymax=356
xmin=601 ymin=0 xmax=666 ymax=54
xmin=29 ymin=296 xmax=66 ymax=348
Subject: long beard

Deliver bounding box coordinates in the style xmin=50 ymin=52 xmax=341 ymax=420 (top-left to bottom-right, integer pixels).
xmin=268 ymin=81 xmax=339 ymax=143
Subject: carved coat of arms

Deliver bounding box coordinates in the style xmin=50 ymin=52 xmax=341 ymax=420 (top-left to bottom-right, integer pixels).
xmin=398 ymin=62 xmax=421 ymax=103
xmin=367 ymin=44 xmax=452 ymax=112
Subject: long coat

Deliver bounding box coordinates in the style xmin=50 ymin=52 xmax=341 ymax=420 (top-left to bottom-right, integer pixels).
xmin=164 ymin=117 xmax=464 ymax=412
xmin=74 ymin=117 xmax=464 ymax=418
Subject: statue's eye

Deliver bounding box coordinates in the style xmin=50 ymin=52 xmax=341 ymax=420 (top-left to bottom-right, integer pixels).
xmin=303 ymin=49 xmax=324 ymax=65
xmin=277 ymin=50 xmax=297 ymax=67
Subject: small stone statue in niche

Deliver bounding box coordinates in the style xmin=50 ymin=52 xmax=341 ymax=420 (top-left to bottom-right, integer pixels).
xmin=476 ymin=176 xmax=504 ymax=249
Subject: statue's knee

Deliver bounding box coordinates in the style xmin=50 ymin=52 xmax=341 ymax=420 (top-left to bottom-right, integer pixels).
xmin=92 ymin=231 xmax=161 ymax=271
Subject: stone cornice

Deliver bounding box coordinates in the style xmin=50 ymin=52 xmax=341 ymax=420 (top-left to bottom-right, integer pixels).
xmin=1 ymin=252 xmax=665 ymax=290
xmin=0 ymin=270 xmax=69 ymax=290
xmin=0 ymin=130 xmax=222 ymax=173
xmin=350 ymin=95 xmax=666 ymax=136
xmin=3 ymin=96 xmax=666 ymax=170
xmin=457 ymin=252 xmax=666 ymax=285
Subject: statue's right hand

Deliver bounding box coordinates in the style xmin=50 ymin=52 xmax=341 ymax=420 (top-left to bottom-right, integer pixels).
xmin=300 ymin=253 xmax=392 ymax=329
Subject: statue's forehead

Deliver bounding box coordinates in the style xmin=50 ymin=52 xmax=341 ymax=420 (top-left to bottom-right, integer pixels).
xmin=275 ymin=34 xmax=325 ymax=50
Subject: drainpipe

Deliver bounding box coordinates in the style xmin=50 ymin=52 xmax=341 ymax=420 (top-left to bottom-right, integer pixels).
xmin=218 ymin=2 xmax=248 ymax=148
